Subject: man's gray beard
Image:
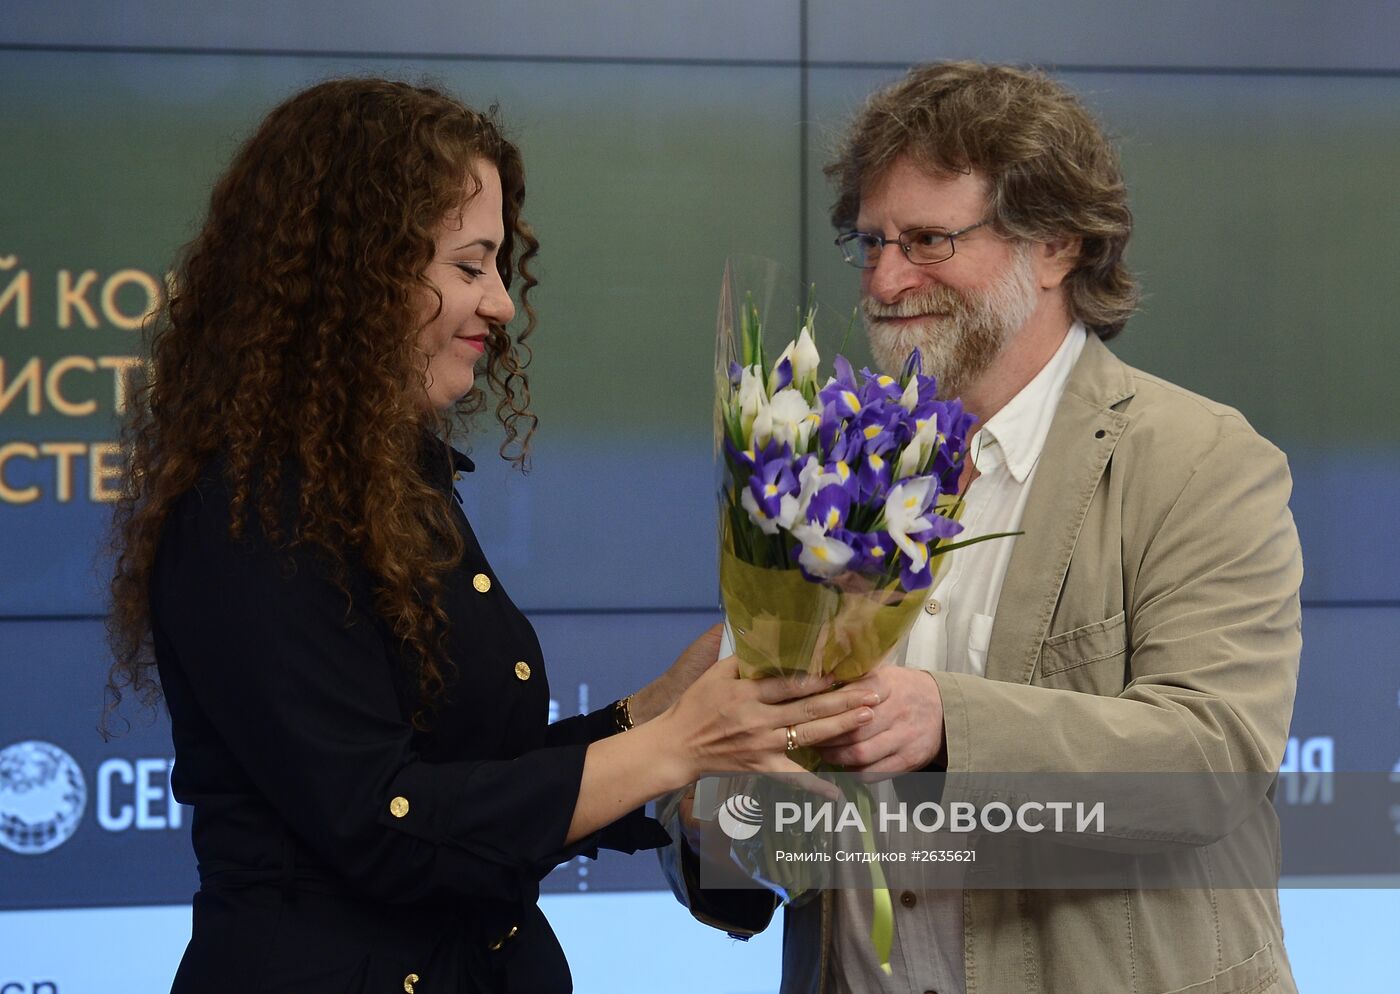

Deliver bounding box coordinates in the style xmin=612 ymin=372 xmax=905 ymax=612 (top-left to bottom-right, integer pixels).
xmin=862 ymin=245 xmax=1040 ymax=399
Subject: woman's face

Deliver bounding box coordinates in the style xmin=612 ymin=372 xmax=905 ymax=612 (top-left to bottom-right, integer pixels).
xmin=416 ymin=162 xmax=516 ymax=411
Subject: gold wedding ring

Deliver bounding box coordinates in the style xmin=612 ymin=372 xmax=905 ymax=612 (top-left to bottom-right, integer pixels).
xmin=785 ymin=725 xmax=799 ymax=752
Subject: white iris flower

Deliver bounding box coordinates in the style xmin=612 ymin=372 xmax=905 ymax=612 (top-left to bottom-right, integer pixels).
xmin=883 ymin=476 xmax=937 ymax=572
xmin=791 ymin=522 xmax=857 ymax=578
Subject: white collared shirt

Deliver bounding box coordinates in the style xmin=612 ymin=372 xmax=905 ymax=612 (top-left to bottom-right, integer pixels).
xmin=898 ymin=320 xmax=1088 ymax=680
xmin=832 ymin=322 xmax=1089 ymax=994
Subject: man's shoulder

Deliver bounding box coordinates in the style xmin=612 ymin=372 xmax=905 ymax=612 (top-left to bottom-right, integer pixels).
xmin=1123 ymin=363 xmax=1249 ymax=427
xmin=1104 ymin=352 xmax=1283 ymax=465
xmin=1056 ymin=340 xmax=1291 ymax=519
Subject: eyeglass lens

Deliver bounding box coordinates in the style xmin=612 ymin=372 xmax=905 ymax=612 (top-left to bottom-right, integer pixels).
xmin=841 ymin=228 xmax=955 ymax=268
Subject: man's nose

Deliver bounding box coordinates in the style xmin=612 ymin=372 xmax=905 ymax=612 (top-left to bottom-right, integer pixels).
xmin=865 ymin=242 xmax=930 ymax=304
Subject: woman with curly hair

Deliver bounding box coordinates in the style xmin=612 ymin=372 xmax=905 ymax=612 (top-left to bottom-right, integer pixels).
xmin=105 ymin=78 xmax=876 ymax=993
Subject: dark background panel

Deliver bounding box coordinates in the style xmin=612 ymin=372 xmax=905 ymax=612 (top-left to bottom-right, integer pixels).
xmin=806 ymin=1 xmax=1400 ymax=71
xmin=0 ymin=0 xmax=801 ymax=62
xmin=0 ymin=619 xmax=199 ymax=910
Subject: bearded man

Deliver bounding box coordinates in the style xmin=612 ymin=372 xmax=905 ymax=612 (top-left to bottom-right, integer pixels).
xmin=662 ymin=61 xmax=1302 ymax=994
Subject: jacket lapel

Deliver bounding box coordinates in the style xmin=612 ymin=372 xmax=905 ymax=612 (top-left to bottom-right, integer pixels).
xmin=984 ymin=335 xmax=1135 ymax=685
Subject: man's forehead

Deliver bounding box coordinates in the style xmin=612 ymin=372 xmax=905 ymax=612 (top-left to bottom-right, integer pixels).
xmin=856 ymin=157 xmax=990 ymax=227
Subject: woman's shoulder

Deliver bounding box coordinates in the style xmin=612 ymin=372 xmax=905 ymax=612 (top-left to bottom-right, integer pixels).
xmin=159 ymin=453 xmax=320 ymax=576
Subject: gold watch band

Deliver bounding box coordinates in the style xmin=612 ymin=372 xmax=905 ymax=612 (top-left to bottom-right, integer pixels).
xmin=613 ymin=694 xmax=635 ymax=733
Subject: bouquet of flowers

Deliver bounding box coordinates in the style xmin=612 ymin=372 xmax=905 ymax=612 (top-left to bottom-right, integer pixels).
xmin=717 ymin=289 xmax=989 ymax=698
xmin=712 ymin=264 xmax=1012 ymax=974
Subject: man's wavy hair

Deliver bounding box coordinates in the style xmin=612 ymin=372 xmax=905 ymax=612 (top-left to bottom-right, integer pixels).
xmin=826 ymin=61 xmax=1139 ymax=340
xmin=105 ymin=78 xmax=539 ymax=731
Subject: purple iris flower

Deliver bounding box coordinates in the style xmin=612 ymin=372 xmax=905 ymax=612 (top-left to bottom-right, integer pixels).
xmin=922 ymin=401 xmax=977 ymax=491
xmin=818 ymin=355 xmax=863 ymax=418
xmin=944 ymin=402 xmax=977 ymax=451
xmin=819 ymin=405 xmax=867 ymax=465
xmin=746 ymin=450 xmax=800 ymax=519
xmin=832 ymin=354 xmax=858 ymax=389
xmin=806 ymin=483 xmax=853 ymax=533
xmin=900 ymin=551 xmax=935 ymax=591
xmin=853 ymin=530 xmax=898 ymax=573
xmin=899 ymin=348 xmax=923 ymax=386
xmin=857 ymin=367 xmax=903 ymax=406
xmin=899 ymin=510 xmax=964 ymax=590
xmin=825 ymin=425 xmax=863 ymax=468
xmin=912 ymin=372 xmax=940 ymax=405
xmin=769 ymin=357 xmax=793 ymax=394
xmin=853 ymin=402 xmax=903 ymax=457
xmin=857 ymin=449 xmax=892 ymax=501
xmin=726 ymin=436 xmax=791 ymax=473
xmin=728 ymin=360 xmax=743 ymax=387
xmin=910 ymin=511 xmax=964 ymax=544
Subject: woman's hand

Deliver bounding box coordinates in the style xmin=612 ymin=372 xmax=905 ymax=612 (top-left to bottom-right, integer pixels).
xmin=565 ymin=653 xmax=876 ymax=845
xmin=627 ymin=623 xmax=725 ymax=725
xmin=656 ymin=655 xmax=880 ymax=786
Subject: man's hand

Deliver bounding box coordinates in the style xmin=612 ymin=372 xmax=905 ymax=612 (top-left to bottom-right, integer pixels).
xmin=815 ymin=667 xmax=947 ymax=773
xmin=629 ymin=624 xmax=725 ymax=725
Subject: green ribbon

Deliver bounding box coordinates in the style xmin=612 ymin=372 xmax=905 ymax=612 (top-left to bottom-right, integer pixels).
xmin=853 ymin=786 xmax=894 ymax=976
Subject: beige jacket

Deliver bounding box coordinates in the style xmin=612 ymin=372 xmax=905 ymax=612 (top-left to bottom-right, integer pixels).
xmin=661 ymin=335 xmax=1303 ymax=994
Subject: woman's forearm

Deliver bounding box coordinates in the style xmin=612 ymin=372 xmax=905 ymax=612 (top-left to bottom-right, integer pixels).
xmin=564 ymin=712 xmax=690 ymax=845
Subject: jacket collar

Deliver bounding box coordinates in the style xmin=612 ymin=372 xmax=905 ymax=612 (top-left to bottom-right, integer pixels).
xmin=449 ymin=446 xmax=476 ymax=475
xmin=417 ymin=431 xmax=475 ymax=494
xmin=972 ymin=324 xmax=1088 ymax=485
xmin=983 ymin=333 xmax=1135 ymax=684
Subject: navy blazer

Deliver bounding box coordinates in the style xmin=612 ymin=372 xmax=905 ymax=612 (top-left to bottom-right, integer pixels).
xmin=151 ymin=438 xmax=667 ymax=993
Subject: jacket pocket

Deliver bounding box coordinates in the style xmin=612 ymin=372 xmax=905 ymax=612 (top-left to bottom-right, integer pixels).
xmin=1158 ymin=939 xmax=1280 ymax=994
xmin=1037 ymin=611 xmax=1127 ymax=693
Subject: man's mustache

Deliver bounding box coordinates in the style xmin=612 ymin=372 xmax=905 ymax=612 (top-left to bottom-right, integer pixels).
xmin=862 ymin=288 xmax=967 ymax=321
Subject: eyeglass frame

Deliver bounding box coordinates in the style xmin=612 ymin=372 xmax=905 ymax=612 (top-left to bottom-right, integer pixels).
xmin=834 ymin=218 xmax=992 ymax=269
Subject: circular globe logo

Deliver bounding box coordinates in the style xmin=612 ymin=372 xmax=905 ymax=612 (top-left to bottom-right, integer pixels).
xmin=716 ymin=793 xmax=764 ymax=841
xmin=0 ymin=740 xmax=87 ymax=855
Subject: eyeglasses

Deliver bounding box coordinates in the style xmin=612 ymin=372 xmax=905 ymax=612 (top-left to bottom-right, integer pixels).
xmin=834 ymin=219 xmax=990 ymax=269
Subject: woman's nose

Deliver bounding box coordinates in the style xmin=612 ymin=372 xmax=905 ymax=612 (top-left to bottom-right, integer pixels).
xmin=480 ymin=273 xmax=516 ymax=324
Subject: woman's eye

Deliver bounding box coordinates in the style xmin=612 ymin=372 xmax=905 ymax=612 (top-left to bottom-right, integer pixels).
xmin=454 ymin=262 xmax=486 ymax=279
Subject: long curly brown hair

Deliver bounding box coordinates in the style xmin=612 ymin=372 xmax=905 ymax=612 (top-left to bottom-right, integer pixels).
xmin=105 ymin=78 xmax=539 ymax=731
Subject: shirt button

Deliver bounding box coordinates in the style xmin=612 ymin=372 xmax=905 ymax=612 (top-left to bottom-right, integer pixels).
xmin=514 ymin=661 xmax=532 ymax=681
xmin=900 ymin=890 xmax=917 ymax=908
xmin=389 ymin=796 xmax=410 ymax=818
xmin=924 ymin=598 xmax=942 ymax=616
xmin=403 ymin=974 xmax=420 ymax=993
xmin=472 ymin=573 xmax=492 ymax=593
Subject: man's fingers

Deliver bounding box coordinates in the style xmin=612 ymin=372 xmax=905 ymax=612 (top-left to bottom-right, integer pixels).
xmin=790 ymin=706 xmax=876 ymax=749
xmin=753 ymin=671 xmax=837 ymax=704
xmin=821 ymin=729 xmax=898 ymax=769
xmin=775 ymin=687 xmax=879 ymax=728
xmin=838 ymin=671 xmax=884 ymax=693
xmin=806 ymin=723 xmax=875 ymax=748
